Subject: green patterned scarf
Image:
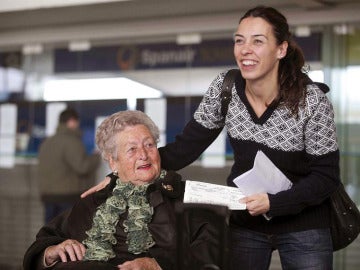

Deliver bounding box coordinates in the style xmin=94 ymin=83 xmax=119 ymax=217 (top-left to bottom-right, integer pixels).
xmin=83 ymin=170 xmax=166 ymax=261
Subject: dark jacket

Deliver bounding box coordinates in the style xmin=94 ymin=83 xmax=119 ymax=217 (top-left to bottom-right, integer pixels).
xmin=23 ymin=171 xmax=229 ymax=270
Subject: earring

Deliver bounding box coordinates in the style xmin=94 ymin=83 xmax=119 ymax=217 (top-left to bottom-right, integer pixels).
xmin=113 ymin=170 xmax=118 ymax=176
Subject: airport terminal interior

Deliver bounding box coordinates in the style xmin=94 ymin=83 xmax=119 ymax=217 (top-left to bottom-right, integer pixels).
xmin=0 ymin=0 xmax=360 ymax=269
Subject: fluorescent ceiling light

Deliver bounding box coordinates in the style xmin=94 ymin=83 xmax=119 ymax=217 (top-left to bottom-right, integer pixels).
xmin=68 ymin=40 xmax=91 ymax=51
xmin=176 ymin=33 xmax=202 ymax=45
xmin=295 ymin=26 xmax=311 ymax=37
xmin=333 ymin=24 xmax=354 ymax=35
xmin=22 ymin=43 xmax=43 ymax=55
xmin=43 ymin=77 xmax=162 ymax=101
xmin=0 ymin=0 xmax=132 ymax=12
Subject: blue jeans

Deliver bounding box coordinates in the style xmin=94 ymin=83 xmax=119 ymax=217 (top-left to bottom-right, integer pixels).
xmin=230 ymin=227 xmax=333 ymax=270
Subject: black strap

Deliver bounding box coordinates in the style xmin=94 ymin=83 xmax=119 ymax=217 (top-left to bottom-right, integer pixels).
xmin=220 ymin=69 xmax=239 ymax=118
xmin=304 ymin=75 xmax=330 ymax=93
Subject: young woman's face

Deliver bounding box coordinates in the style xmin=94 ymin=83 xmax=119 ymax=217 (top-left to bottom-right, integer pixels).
xmin=233 ymin=17 xmax=287 ymax=83
xmin=109 ymin=124 xmax=161 ymax=186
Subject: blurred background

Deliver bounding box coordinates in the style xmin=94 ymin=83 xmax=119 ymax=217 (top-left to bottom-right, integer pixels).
xmin=0 ymin=0 xmax=359 ymax=269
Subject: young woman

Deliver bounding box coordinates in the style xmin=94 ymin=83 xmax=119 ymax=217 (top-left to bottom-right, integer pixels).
xmin=162 ymin=6 xmax=340 ymax=269
xmin=83 ymin=6 xmax=340 ymax=269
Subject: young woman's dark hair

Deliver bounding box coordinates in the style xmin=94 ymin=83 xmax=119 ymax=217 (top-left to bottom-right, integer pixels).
xmin=240 ymin=5 xmax=308 ymax=115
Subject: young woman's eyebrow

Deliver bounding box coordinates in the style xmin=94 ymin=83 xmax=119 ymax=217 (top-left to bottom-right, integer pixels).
xmin=233 ymin=33 xmax=268 ymax=39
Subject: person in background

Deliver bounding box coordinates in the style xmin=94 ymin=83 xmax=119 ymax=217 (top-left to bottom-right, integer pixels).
xmin=24 ymin=110 xmax=225 ymax=270
xmin=82 ymin=5 xmax=341 ymax=270
xmin=38 ymin=107 xmax=101 ymax=223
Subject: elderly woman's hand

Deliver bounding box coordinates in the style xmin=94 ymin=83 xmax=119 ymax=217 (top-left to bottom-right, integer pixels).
xmin=117 ymin=257 xmax=162 ymax=270
xmin=44 ymin=239 xmax=86 ymax=266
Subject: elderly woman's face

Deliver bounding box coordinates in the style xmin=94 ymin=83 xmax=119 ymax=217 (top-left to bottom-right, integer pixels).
xmin=110 ymin=124 xmax=161 ymax=185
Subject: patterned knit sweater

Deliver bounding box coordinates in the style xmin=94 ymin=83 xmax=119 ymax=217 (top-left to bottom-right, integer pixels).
xmin=159 ymin=70 xmax=340 ymax=234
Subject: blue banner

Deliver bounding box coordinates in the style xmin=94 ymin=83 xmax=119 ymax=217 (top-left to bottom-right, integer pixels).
xmin=54 ymin=34 xmax=321 ymax=73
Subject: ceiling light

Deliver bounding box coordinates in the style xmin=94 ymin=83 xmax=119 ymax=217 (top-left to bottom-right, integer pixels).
xmin=333 ymin=24 xmax=354 ymax=35
xmin=295 ymin=26 xmax=311 ymax=37
xmin=22 ymin=44 xmax=43 ymax=55
xmin=68 ymin=40 xmax=91 ymax=51
xmin=176 ymin=33 xmax=202 ymax=45
xmin=43 ymin=77 xmax=163 ymax=101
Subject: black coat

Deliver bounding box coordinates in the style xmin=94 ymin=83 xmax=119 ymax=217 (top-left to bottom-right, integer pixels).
xmin=23 ymin=171 xmax=229 ymax=270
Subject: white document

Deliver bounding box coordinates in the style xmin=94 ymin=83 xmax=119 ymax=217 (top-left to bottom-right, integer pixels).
xmin=184 ymin=180 xmax=246 ymax=210
xmin=233 ymin=150 xmax=292 ymax=195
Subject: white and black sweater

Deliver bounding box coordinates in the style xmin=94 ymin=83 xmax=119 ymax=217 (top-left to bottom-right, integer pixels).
xmin=159 ymin=70 xmax=340 ymax=235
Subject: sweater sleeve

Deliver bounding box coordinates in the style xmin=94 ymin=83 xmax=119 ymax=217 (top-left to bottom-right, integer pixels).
xmin=159 ymin=118 xmax=223 ymax=170
xmin=268 ymin=86 xmax=340 ymax=217
xmin=159 ymin=72 xmax=228 ymax=170
xmin=268 ymin=150 xmax=340 ymax=216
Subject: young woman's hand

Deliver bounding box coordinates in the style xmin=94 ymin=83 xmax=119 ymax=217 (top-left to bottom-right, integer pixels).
xmin=241 ymin=193 xmax=270 ymax=216
xmin=117 ymin=257 xmax=161 ymax=270
xmin=80 ymin=176 xmax=111 ymax=198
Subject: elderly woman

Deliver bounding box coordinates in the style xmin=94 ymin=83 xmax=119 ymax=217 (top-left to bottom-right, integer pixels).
xmin=23 ymin=110 xmax=227 ymax=270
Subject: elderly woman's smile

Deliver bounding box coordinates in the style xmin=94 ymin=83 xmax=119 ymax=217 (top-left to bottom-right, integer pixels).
xmin=110 ymin=124 xmax=161 ymax=186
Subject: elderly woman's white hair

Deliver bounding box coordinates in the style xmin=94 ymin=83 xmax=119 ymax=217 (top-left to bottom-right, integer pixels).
xmin=96 ymin=110 xmax=160 ymax=161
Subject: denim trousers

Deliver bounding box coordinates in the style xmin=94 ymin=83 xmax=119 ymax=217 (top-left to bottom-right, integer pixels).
xmin=229 ymin=227 xmax=333 ymax=270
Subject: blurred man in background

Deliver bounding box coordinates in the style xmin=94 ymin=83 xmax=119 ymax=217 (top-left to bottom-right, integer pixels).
xmin=38 ymin=107 xmax=101 ymax=223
